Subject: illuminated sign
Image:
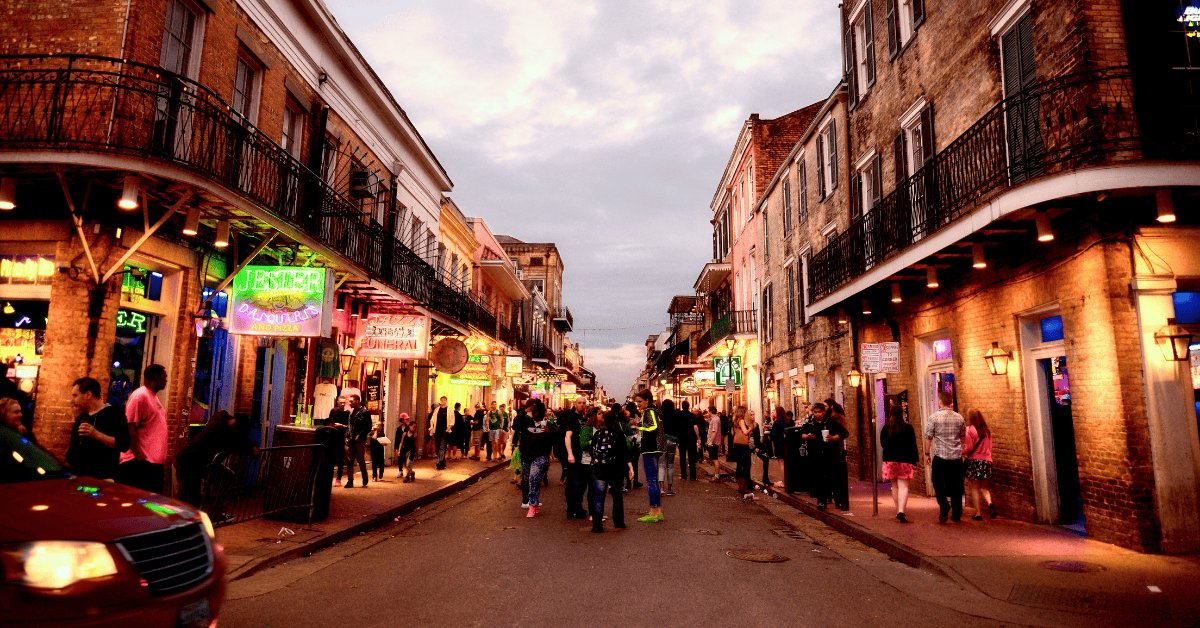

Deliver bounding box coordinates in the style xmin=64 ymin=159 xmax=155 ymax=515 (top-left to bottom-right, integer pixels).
xmin=228 ymin=266 xmax=333 ymax=337
xmin=0 ymin=255 xmax=55 ymax=285
xmin=116 ymin=310 xmax=148 ymax=334
xmin=467 ymin=354 xmax=491 ymax=364
xmin=505 ymin=356 xmax=523 ymax=376
xmin=355 ymin=312 xmax=429 ymax=360
xmin=681 ymin=377 xmax=699 ymax=394
xmin=561 ymin=382 xmax=576 ymax=395
xmin=1180 ymin=4 xmax=1200 ymax=37
xmin=713 ymin=356 xmax=742 ymax=386
xmin=450 ymin=378 xmax=491 ymax=387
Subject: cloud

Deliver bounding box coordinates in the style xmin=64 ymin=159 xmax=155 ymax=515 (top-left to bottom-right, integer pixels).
xmin=580 ymin=343 xmax=648 ymax=396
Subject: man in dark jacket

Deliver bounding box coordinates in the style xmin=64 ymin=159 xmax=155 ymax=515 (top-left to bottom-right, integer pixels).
xmin=344 ymin=394 xmax=372 ymax=488
xmin=560 ymin=397 xmax=588 ymax=519
xmin=66 ymin=377 xmax=129 ymax=480
xmin=174 ymin=410 xmax=257 ymax=507
xmin=675 ymin=400 xmax=699 ymax=481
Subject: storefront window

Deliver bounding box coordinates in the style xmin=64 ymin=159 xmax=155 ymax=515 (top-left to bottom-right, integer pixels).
xmin=112 ymin=308 xmax=154 ymax=401
xmin=120 ymin=265 xmax=163 ymax=302
xmin=0 ymin=300 xmax=47 ymax=403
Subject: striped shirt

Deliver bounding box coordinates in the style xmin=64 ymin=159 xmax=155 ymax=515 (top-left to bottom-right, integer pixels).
xmin=923 ymin=407 xmax=966 ymax=460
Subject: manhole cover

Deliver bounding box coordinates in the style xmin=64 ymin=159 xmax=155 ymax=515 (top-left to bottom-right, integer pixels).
xmin=680 ymin=528 xmax=721 ymax=535
xmin=1040 ymin=560 xmax=1106 ymax=573
xmin=726 ymin=549 xmax=790 ymax=563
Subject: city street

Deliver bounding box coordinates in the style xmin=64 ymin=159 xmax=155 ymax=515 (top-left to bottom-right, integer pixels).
xmin=219 ymin=463 xmax=1157 ymax=628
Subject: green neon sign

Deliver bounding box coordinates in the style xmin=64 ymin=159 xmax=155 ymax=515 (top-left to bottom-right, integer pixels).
xmin=228 ymin=266 xmax=333 ymax=337
xmin=116 ymin=310 xmax=147 ymax=334
xmin=713 ymin=356 xmax=742 ymax=386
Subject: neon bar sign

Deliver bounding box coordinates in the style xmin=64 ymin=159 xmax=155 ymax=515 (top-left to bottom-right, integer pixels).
xmin=355 ymin=313 xmax=429 ymax=359
xmin=228 ymin=266 xmax=333 ymax=337
xmin=116 ymin=310 xmax=147 ymax=334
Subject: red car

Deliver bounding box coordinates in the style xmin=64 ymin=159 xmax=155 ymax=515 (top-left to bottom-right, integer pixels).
xmin=0 ymin=427 xmax=226 ymax=627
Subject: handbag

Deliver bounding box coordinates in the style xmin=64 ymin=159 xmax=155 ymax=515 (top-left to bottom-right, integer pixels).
xmin=732 ymin=425 xmax=749 ymax=446
xmin=376 ymin=436 xmax=391 ymax=446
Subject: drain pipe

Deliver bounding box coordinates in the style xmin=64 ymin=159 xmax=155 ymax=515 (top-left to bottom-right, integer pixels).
xmin=105 ymin=0 xmax=135 ymax=145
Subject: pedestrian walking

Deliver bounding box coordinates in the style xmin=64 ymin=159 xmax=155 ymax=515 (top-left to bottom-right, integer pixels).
xmin=487 ymin=401 xmax=505 ymax=461
xmin=395 ymin=412 xmax=416 ymax=482
xmin=730 ymin=406 xmax=753 ymax=500
xmin=676 ymin=400 xmax=699 ymax=481
xmin=706 ymin=405 xmax=723 ymax=482
xmin=590 ymin=409 xmax=633 ymax=533
xmin=428 ymin=396 xmax=453 ymax=470
xmin=580 ymin=405 xmax=600 ymax=516
xmin=65 ymin=377 xmax=129 ymax=481
xmin=450 ymin=402 xmax=465 ymax=460
xmin=634 ymin=389 xmax=665 ymax=522
xmin=344 ymin=394 xmax=371 ymax=488
xmin=963 ymin=408 xmax=996 ymax=520
xmin=117 ymin=364 xmax=169 ymax=494
xmin=369 ymin=420 xmax=386 ymax=481
xmin=520 ymin=399 xmax=554 ymax=517
xmin=924 ymin=391 xmax=967 ymax=523
xmin=329 ymin=396 xmax=349 ymax=485
xmin=880 ymin=405 xmax=918 ymax=522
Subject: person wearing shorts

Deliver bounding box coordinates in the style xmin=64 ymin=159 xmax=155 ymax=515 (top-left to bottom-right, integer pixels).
xmin=880 ymin=405 xmax=918 ymax=522
xmin=488 ymin=401 xmax=506 ymax=461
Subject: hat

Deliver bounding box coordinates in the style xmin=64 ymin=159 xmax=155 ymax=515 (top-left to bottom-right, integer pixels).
xmin=399 ymin=412 xmax=409 ymax=419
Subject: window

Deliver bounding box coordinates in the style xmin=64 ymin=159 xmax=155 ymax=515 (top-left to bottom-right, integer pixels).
xmin=851 ymin=152 xmax=882 ymax=217
xmin=761 ymin=284 xmax=774 ymax=342
xmin=409 ymin=216 xmax=422 ymax=251
xmin=530 ymin=257 xmax=544 ymax=266
xmin=797 ymin=159 xmax=809 ymax=223
xmin=281 ymin=99 xmax=303 ymax=158
xmin=321 ymin=133 xmax=340 ymax=185
xmin=762 ymin=205 xmax=770 ymax=261
xmin=426 ymin=230 xmax=437 ymax=265
xmin=448 ymin=253 xmax=458 ymax=283
xmin=529 ymin=278 xmax=544 ymax=294
xmin=786 ymin=263 xmax=797 ymax=331
xmin=799 ymin=247 xmax=813 ymax=324
xmin=461 ymin=263 xmax=471 ymax=291
xmin=886 ymin=0 xmax=925 ymax=59
xmin=714 ymin=207 xmax=731 ymax=261
xmin=845 ymin=0 xmax=876 ymax=106
xmin=1001 ymin=10 xmax=1042 ymax=184
xmin=816 ymin=119 xmax=838 ymax=200
xmin=231 ymin=55 xmax=260 ymax=123
xmin=160 ymin=0 xmax=201 ymax=77
xmin=822 ymin=221 xmax=839 ymax=243
xmin=899 ymin=98 xmax=934 ymax=177
xmin=782 ymin=177 xmax=792 ymax=237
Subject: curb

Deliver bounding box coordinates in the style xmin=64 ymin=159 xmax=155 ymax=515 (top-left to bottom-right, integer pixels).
xmin=226 ymin=462 xmax=509 ymax=581
xmin=716 ymin=461 xmax=952 ymax=580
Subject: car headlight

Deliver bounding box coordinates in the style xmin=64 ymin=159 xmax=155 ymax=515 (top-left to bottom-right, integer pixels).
xmin=198 ymin=511 xmax=216 ymax=539
xmin=2 ymin=541 xmax=118 ymax=588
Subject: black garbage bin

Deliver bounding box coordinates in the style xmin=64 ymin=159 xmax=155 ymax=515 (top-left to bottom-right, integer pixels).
xmin=308 ymin=426 xmax=340 ymax=521
xmin=265 ymin=426 xmax=336 ymax=523
xmin=784 ymin=426 xmax=809 ymax=495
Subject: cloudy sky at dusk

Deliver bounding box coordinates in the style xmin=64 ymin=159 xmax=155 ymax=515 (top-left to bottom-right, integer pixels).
xmin=324 ymin=0 xmax=843 ymax=396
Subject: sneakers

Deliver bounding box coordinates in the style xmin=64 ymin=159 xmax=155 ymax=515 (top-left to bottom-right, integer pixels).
xmin=664 ymin=490 xmax=675 ymax=496
xmin=971 ymin=515 xmax=983 ymax=521
xmin=334 ymin=479 xmax=342 ymax=486
xmin=521 ymin=502 xmax=529 ymax=509
xmin=637 ymin=513 xmax=663 ymax=523
xmin=526 ymin=506 xmax=539 ymax=518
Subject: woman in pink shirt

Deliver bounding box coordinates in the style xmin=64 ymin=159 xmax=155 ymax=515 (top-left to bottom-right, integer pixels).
xmin=962 ymin=409 xmax=996 ymax=520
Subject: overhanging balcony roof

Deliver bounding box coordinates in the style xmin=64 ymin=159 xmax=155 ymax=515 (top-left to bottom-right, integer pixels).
xmin=479 ymin=258 xmax=529 ymax=300
xmin=694 ymin=262 xmax=731 ymax=293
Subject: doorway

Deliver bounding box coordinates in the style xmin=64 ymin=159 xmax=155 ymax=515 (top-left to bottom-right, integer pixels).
xmin=1040 ymin=355 xmax=1083 ymax=532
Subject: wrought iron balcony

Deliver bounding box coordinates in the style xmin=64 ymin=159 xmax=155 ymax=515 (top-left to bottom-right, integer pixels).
xmin=551 ymin=306 xmax=573 ymax=331
xmin=694 ymin=309 xmax=756 ymax=357
xmin=528 ymin=339 xmax=557 ymax=366
xmin=0 ymin=54 xmax=470 ymax=323
xmin=809 ymin=66 xmax=1197 ymax=303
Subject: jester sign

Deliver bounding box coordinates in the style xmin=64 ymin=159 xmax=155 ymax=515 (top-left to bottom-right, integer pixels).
xmin=228 ymin=266 xmax=333 ymax=337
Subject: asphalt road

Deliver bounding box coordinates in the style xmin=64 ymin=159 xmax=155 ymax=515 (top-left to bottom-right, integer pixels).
xmin=220 ymin=463 xmax=1045 ymax=628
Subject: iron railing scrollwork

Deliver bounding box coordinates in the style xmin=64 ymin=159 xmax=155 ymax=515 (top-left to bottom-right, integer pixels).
xmin=808 ymin=67 xmax=1193 ymax=302
xmin=694 ymin=310 xmax=757 ymax=357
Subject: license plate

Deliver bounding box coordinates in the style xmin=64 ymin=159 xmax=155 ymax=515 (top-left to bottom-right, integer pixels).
xmin=178 ymin=598 xmax=210 ymax=628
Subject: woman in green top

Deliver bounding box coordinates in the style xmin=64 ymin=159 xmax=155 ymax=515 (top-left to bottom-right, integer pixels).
xmin=487 ymin=401 xmax=506 ymax=461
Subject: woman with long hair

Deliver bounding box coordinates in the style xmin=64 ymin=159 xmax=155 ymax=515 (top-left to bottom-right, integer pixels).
xmin=730 ymin=406 xmax=753 ymax=500
xmin=963 ymin=408 xmax=996 ymax=520
xmin=880 ymin=405 xmax=918 ymax=522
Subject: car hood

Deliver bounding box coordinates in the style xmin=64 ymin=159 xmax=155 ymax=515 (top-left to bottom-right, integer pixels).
xmin=0 ymin=478 xmax=203 ymax=544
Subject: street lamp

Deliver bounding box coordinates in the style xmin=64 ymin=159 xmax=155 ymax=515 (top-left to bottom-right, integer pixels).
xmin=846 ymin=369 xmax=862 ymax=388
xmin=1154 ymin=318 xmax=1193 ymax=362
xmin=983 ymin=342 xmax=1013 ymax=375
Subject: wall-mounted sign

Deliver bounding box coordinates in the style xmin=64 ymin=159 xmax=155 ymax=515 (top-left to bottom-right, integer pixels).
xmin=505 ymin=356 xmax=523 ymax=376
xmin=228 ymin=266 xmax=333 ymax=337
xmin=680 ymin=377 xmax=699 ymax=394
xmin=0 ymin=255 xmax=55 ymax=285
xmin=561 ymin=382 xmax=576 ymax=395
xmin=860 ymin=342 xmax=900 ymax=373
xmin=451 ymin=378 xmax=491 ymax=387
xmin=467 ymin=354 xmax=491 ymax=364
xmin=713 ymin=356 xmax=742 ymax=386
xmin=356 ymin=313 xmax=429 ymax=360
xmin=116 ymin=310 xmax=148 ymax=334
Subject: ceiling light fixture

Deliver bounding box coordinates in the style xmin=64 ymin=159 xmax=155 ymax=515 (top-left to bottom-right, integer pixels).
xmin=1035 ymin=211 xmax=1054 ymax=242
xmin=118 ymin=175 xmax=140 ymax=211
xmin=182 ymin=204 xmax=201 ymax=236
xmin=972 ymin=243 xmax=987 ymax=269
xmin=0 ymin=178 xmax=16 ymax=211
xmin=214 ymin=221 xmax=230 ymax=248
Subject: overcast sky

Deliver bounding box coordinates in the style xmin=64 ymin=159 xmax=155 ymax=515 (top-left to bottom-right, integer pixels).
xmin=324 ymin=0 xmax=843 ymax=396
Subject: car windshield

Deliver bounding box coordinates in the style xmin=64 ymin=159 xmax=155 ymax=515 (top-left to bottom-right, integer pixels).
xmin=0 ymin=425 xmax=69 ymax=483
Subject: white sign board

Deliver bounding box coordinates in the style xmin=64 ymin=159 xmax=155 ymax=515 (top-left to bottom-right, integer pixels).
xmin=861 ymin=342 xmax=900 ymax=373
xmin=880 ymin=342 xmax=900 ymax=373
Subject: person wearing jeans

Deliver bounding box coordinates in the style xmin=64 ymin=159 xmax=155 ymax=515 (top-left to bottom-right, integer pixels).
xmin=428 ymin=397 xmax=453 ymax=470
xmin=634 ymin=390 xmax=665 ymax=522
xmin=924 ymin=391 xmax=967 ymax=523
xmin=515 ymin=399 xmax=554 ymax=517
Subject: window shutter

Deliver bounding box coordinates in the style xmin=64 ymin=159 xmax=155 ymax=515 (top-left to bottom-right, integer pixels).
xmin=919 ymin=105 xmax=935 ymax=165
xmin=871 ymin=154 xmax=883 ymax=208
xmin=864 ymin=0 xmax=876 ymax=87
xmin=829 ymin=121 xmax=839 ymax=189
xmin=816 ymin=135 xmax=826 ymax=199
xmin=763 ymin=209 xmax=770 ymax=259
xmin=783 ymin=178 xmax=792 ymax=235
xmin=798 ymin=161 xmax=808 ymax=220
xmin=713 ymin=229 xmax=718 ymax=261
xmin=886 ymin=0 xmax=899 ymax=58
xmin=894 ymin=132 xmax=907 ymax=183
xmin=913 ymin=0 xmax=925 ymax=27
xmin=850 ymin=172 xmax=862 ymax=216
xmin=845 ymin=11 xmax=858 ymax=106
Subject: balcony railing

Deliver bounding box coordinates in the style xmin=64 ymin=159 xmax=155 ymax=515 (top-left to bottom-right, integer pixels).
xmin=809 ymin=66 xmax=1195 ymax=302
xmin=551 ymin=306 xmax=573 ymax=331
xmin=528 ymin=339 xmax=557 ymax=366
xmin=0 ymin=54 xmax=470 ymax=322
xmin=694 ymin=309 xmax=757 ymax=357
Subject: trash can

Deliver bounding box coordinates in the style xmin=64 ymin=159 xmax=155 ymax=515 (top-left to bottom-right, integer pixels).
xmin=783 ymin=426 xmax=808 ymax=495
xmin=265 ymin=426 xmax=336 ymax=523
xmin=308 ymin=426 xmax=340 ymax=521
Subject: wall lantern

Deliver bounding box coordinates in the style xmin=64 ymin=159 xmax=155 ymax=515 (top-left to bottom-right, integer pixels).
xmin=339 ymin=346 xmax=357 ymax=373
xmin=1154 ymin=318 xmax=1193 ymax=362
xmin=846 ymin=369 xmax=862 ymax=388
xmin=792 ymin=382 xmax=804 ymax=397
xmin=363 ymin=357 xmax=379 ymax=373
xmin=983 ymin=342 xmax=1013 ymax=375
xmin=725 ymin=337 xmax=735 ymax=351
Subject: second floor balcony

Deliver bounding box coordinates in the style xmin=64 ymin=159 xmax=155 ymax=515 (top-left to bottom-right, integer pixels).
xmin=552 ymin=306 xmax=573 ymax=331
xmin=695 ymin=309 xmax=757 ymax=358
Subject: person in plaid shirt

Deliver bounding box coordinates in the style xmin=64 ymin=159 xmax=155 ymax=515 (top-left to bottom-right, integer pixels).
xmin=923 ymin=391 xmax=966 ymax=522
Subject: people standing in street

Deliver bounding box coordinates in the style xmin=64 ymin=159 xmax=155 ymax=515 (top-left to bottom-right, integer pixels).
xmin=634 ymin=390 xmax=666 ymax=522
xmin=509 ymin=403 xmax=529 ymax=485
xmin=369 ymin=420 xmax=386 ymax=481
xmin=590 ymin=409 xmax=634 ymax=533
xmin=963 ymin=408 xmax=996 ymax=520
xmin=65 ymin=377 xmax=129 ymax=481
xmin=824 ymin=402 xmax=851 ymax=510
xmin=561 ymin=396 xmax=588 ymax=519
xmin=924 ymin=391 xmax=967 ymax=523
xmin=344 ymin=394 xmax=371 ymax=487
xmin=469 ymin=402 xmax=485 ymax=460
xmin=706 ymin=405 xmax=723 ymax=482
xmin=660 ymin=399 xmax=678 ymax=497
xmin=329 ymin=396 xmax=349 ymax=485
xmin=676 ymin=400 xmax=699 ymax=481
xmin=880 ymin=405 xmax=918 ymax=523
xmin=796 ymin=403 xmax=826 ymax=497
xmin=623 ymin=401 xmax=642 ymax=490
xmin=450 ymin=402 xmax=465 ymax=460
xmin=730 ymin=406 xmax=753 ymax=500
xmin=395 ymin=412 xmax=416 ymax=482
xmin=515 ymin=399 xmax=554 ymax=517
xmin=487 ymin=401 xmax=505 ymax=461
xmin=428 ymin=396 xmax=452 ymax=470
xmin=117 ymin=364 xmax=168 ymax=494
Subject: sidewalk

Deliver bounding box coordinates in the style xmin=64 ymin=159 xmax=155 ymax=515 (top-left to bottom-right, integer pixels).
xmin=720 ymin=452 xmax=1200 ymax=625
xmin=214 ymin=455 xmax=510 ymax=581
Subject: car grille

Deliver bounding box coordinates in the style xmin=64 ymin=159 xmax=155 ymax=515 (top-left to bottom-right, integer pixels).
xmin=116 ymin=523 xmax=213 ymax=596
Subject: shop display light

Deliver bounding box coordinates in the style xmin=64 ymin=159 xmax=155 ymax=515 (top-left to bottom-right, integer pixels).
xmin=983 ymin=342 xmax=1013 ymax=375
xmin=1154 ymin=318 xmax=1193 ymax=362
xmin=0 ymin=178 xmax=16 ymax=210
xmin=118 ymin=175 xmax=140 ymax=211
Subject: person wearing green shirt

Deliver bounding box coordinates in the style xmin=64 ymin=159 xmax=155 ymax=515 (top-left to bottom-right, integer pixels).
xmin=487 ymin=401 xmax=507 ymax=461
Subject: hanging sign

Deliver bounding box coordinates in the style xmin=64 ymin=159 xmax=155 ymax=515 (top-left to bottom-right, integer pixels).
xmin=713 ymin=356 xmax=742 ymax=386
xmin=228 ymin=266 xmax=333 ymax=337
xmin=356 ymin=312 xmax=430 ymax=360
xmin=561 ymin=382 xmax=576 ymax=395
xmin=505 ymin=356 xmax=523 ymax=376
xmin=681 ymin=377 xmax=699 ymax=394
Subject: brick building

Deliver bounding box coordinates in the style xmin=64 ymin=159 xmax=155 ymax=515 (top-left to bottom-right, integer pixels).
xmin=791 ymin=0 xmax=1200 ymax=552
